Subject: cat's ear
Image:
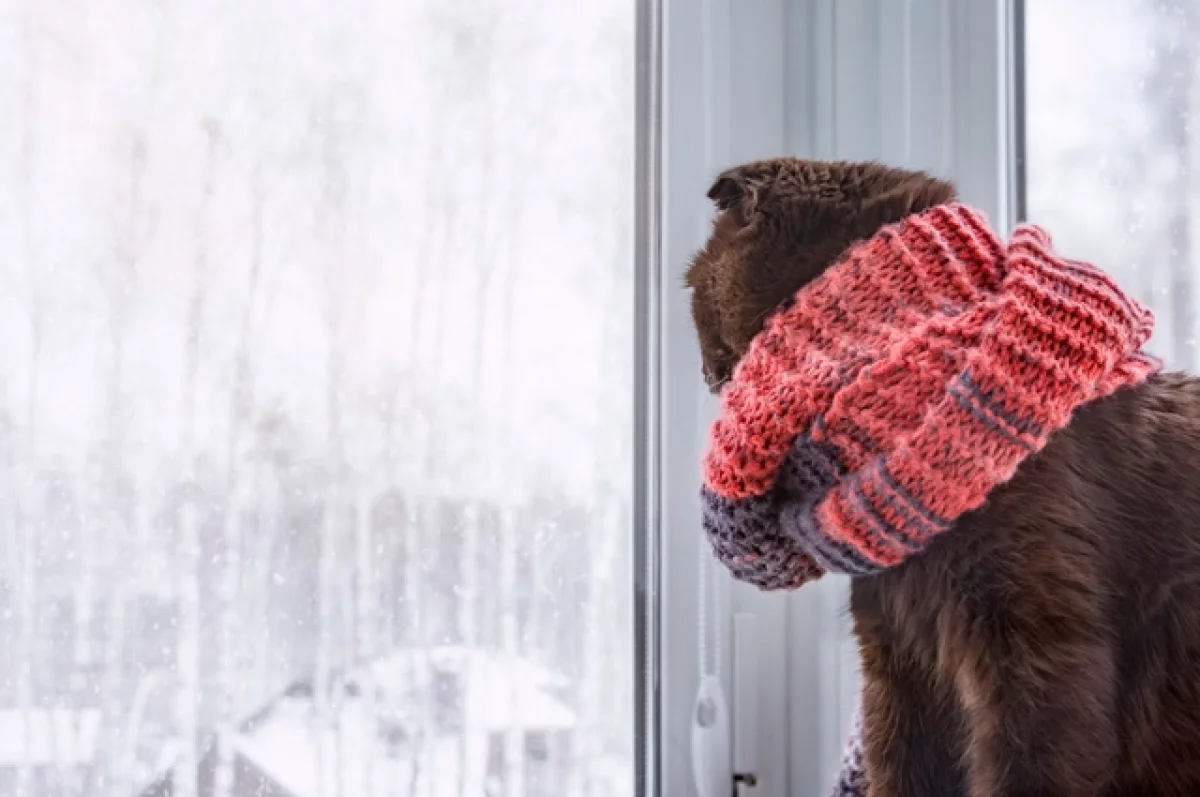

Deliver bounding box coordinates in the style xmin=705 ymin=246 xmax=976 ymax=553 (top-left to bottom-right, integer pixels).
xmin=707 ymin=165 xmax=765 ymax=217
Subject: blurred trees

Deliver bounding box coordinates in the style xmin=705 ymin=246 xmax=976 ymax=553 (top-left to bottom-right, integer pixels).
xmin=0 ymin=0 xmax=633 ymax=794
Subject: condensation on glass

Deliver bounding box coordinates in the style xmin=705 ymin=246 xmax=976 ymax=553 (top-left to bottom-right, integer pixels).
xmin=1025 ymin=0 xmax=1200 ymax=369
xmin=0 ymin=1 xmax=635 ymax=795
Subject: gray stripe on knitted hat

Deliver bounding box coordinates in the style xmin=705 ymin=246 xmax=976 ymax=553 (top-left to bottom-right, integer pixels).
xmin=701 ymin=487 xmax=809 ymax=590
xmin=777 ymin=434 xmax=843 ymax=496
xmin=958 ymin=370 xmax=1045 ymax=438
xmin=877 ymin=460 xmax=951 ymax=529
xmin=701 ymin=487 xmax=767 ymax=565
xmin=780 ymin=496 xmax=880 ymax=576
xmin=847 ymin=472 xmax=924 ymax=554
xmin=864 ymin=460 xmax=945 ymax=539
xmin=948 ymin=380 xmax=1035 ymax=451
xmin=776 ymin=433 xmax=888 ymax=575
xmin=828 ymin=472 xmax=918 ymax=570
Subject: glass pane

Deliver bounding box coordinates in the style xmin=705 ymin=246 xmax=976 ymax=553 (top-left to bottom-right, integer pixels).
xmin=1025 ymin=0 xmax=1199 ymax=368
xmin=0 ymin=1 xmax=635 ymax=795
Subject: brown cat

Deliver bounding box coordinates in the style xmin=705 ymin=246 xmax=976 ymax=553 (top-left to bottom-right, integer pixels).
xmin=686 ymin=157 xmax=1200 ymax=796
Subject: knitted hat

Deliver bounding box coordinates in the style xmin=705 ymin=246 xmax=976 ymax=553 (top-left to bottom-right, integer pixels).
xmin=704 ymin=204 xmax=1004 ymax=501
xmin=700 ymin=204 xmax=1003 ymax=588
xmin=702 ymin=207 xmax=1160 ymax=590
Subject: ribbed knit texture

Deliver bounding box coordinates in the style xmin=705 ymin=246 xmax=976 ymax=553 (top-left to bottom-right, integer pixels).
xmin=829 ymin=707 xmax=867 ymax=797
xmin=701 ymin=206 xmax=1160 ymax=590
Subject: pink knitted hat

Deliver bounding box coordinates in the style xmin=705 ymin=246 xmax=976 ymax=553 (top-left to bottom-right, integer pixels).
xmin=701 ymin=206 xmax=1159 ymax=589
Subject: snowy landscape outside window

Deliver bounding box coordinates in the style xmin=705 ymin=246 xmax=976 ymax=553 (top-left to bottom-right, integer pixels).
xmin=1025 ymin=0 xmax=1200 ymax=370
xmin=0 ymin=1 xmax=635 ymax=796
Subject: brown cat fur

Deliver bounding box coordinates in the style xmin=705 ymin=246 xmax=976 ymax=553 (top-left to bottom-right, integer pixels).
xmin=686 ymin=157 xmax=1200 ymax=796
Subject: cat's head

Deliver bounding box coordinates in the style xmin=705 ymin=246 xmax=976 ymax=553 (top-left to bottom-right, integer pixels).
xmin=684 ymin=157 xmax=957 ymax=391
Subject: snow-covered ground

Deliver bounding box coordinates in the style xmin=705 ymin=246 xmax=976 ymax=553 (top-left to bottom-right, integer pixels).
xmin=0 ymin=709 xmax=101 ymax=767
xmin=234 ymin=647 xmax=577 ymax=797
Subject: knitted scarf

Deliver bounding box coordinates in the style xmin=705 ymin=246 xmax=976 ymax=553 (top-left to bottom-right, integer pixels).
xmin=701 ymin=204 xmax=1160 ymax=590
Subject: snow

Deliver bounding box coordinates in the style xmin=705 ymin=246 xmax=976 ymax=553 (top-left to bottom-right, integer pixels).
xmin=234 ymin=720 xmax=465 ymax=797
xmin=230 ymin=646 xmax=577 ymax=797
xmin=0 ymin=1 xmax=636 ymax=794
xmin=0 ymin=709 xmax=102 ymax=767
xmin=363 ymin=646 xmax=576 ymax=731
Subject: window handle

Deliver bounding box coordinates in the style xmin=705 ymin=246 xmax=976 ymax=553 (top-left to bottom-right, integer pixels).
xmin=691 ymin=673 xmax=731 ymax=797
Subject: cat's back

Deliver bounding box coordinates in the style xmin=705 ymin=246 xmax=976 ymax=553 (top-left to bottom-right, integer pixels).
xmin=1064 ymin=372 xmax=1200 ymax=579
xmin=1065 ymin=373 xmax=1200 ymax=794
xmin=853 ymin=373 xmax=1200 ymax=648
xmin=941 ymin=372 xmax=1200 ymax=794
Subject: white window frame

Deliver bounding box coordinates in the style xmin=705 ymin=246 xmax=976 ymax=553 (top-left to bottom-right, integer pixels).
xmin=639 ymin=0 xmax=1023 ymax=794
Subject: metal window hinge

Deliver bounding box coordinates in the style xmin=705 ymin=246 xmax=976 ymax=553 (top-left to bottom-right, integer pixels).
xmin=733 ymin=771 xmax=758 ymax=791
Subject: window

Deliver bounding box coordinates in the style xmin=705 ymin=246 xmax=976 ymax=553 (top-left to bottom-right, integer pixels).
xmin=8 ymin=1 xmax=1108 ymax=794
xmin=1024 ymin=0 xmax=1200 ymax=368
xmin=0 ymin=1 xmax=636 ymax=795
xmin=653 ymin=1 xmax=1014 ymax=794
